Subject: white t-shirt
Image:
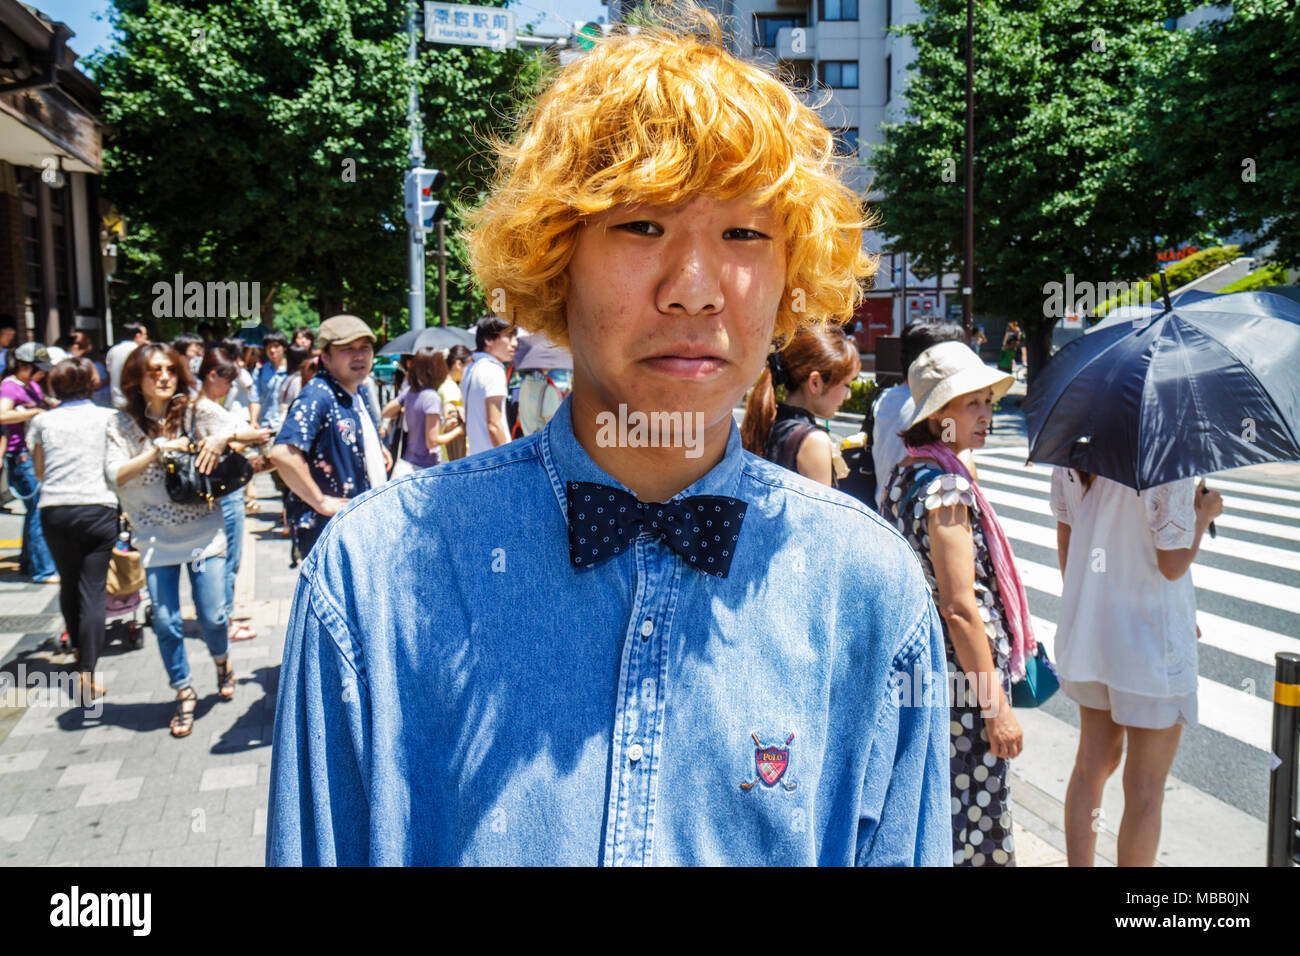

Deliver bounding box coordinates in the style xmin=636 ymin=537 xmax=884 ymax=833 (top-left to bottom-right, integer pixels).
xmin=1050 ymin=467 xmax=1199 ymax=698
xmin=872 ymin=385 xmax=912 ymax=510
xmin=355 ymin=400 xmax=388 ymax=491
xmin=461 ymin=351 xmax=508 ymax=456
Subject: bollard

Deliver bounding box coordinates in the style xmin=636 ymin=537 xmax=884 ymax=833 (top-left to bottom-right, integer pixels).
xmin=1267 ymin=652 xmax=1300 ymax=866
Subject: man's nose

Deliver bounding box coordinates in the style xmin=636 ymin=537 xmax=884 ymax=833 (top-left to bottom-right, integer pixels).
xmin=656 ymin=238 xmax=724 ymax=316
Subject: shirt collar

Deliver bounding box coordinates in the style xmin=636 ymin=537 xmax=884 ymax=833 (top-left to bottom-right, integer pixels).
xmin=472 ymin=351 xmax=504 ymax=369
xmin=314 ymin=367 xmax=355 ymax=407
xmin=539 ymin=396 xmax=746 ymax=523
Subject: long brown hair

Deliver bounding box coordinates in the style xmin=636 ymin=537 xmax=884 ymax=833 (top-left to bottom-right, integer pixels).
xmin=741 ymin=326 xmax=860 ymax=455
xmin=407 ymin=346 xmax=448 ymax=393
xmin=121 ymin=343 xmax=196 ymax=438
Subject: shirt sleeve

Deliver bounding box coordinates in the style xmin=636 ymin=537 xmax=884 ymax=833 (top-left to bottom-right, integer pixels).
xmin=267 ymin=568 xmax=372 ymax=866
xmin=1050 ymin=467 xmax=1073 ymax=525
xmin=484 ymin=364 xmax=507 ymax=400
xmin=1145 ymin=477 xmax=1197 ymax=551
xmin=104 ymin=414 xmax=131 ymax=487
xmin=275 ymin=383 xmax=327 ymax=452
xmin=25 ymin=415 xmax=43 ymax=448
xmin=420 ymin=389 xmax=442 ymax=419
xmin=856 ymin=601 xmax=952 ymax=867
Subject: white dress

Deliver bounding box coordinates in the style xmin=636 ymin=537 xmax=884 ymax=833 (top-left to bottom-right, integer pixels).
xmin=1050 ymin=468 xmax=1198 ymax=700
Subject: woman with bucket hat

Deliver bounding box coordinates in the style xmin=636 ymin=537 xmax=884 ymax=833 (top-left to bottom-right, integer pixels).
xmin=883 ymin=341 xmax=1035 ymax=867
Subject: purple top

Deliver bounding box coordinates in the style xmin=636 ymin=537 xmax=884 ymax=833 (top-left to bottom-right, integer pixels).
xmin=401 ymin=387 xmax=443 ymax=468
xmin=1 ymin=376 xmax=43 ymax=453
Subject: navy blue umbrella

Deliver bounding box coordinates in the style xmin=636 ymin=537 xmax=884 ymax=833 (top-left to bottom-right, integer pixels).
xmin=1024 ymin=291 xmax=1300 ymax=490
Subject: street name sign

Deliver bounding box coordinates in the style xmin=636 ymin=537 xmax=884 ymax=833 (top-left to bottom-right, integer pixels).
xmin=424 ymin=2 xmax=516 ymax=49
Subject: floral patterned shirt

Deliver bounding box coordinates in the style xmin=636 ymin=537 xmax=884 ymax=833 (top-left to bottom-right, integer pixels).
xmin=883 ymin=462 xmax=1012 ymax=685
xmin=274 ymin=367 xmax=381 ymax=553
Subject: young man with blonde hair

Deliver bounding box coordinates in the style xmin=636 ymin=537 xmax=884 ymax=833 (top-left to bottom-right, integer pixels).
xmin=269 ymin=12 xmax=949 ymax=866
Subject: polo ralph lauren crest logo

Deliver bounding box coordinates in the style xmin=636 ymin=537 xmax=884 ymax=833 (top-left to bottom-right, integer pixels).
xmin=740 ymin=732 xmax=797 ymax=791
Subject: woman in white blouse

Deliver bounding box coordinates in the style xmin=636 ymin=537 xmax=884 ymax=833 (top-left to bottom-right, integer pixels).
xmin=1051 ymin=467 xmax=1223 ymax=866
xmin=106 ymin=344 xmax=266 ymax=738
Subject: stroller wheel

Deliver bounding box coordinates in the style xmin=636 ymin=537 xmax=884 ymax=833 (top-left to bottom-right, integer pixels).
xmin=144 ymin=604 xmax=153 ymax=629
xmin=128 ymin=621 xmax=145 ymax=650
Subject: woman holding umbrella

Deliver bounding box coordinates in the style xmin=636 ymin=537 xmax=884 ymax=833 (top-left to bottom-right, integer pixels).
xmin=883 ymin=341 xmax=1034 ymax=867
xmin=1024 ymin=289 xmax=1300 ymax=865
xmin=1052 ymin=467 xmax=1222 ymax=866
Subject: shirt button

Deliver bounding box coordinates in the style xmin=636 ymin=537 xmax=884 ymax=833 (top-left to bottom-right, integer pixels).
xmin=627 ymin=743 xmax=644 ymax=762
xmin=640 ymin=619 xmax=654 ymax=638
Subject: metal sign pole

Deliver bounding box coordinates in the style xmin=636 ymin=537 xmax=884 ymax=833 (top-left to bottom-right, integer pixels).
xmin=407 ymin=0 xmax=426 ymax=331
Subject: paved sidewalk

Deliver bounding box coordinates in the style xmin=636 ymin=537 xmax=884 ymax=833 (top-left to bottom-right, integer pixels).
xmin=0 ymin=475 xmax=294 ymax=866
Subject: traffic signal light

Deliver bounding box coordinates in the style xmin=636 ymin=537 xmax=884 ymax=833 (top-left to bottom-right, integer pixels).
xmin=404 ymin=167 xmax=446 ymax=233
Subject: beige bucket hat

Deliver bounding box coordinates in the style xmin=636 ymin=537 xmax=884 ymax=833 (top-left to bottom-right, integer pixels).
xmin=906 ymin=341 xmax=1014 ymax=429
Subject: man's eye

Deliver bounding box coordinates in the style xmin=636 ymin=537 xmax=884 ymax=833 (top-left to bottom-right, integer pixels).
xmin=725 ymin=228 xmax=770 ymax=240
xmin=617 ymin=221 xmax=661 ymax=236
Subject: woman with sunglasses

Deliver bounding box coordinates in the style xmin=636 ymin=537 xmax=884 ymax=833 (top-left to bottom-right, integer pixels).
xmin=105 ymin=344 xmax=265 ymax=737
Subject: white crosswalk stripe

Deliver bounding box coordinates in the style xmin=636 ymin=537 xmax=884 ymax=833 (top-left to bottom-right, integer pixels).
xmin=969 ymin=449 xmax=1299 ymax=761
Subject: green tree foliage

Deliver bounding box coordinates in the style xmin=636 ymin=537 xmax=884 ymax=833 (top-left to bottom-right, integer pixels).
xmin=1143 ymin=0 xmax=1300 ymax=268
xmin=870 ymin=0 xmax=1205 ymax=373
xmin=89 ymin=0 xmax=546 ymax=334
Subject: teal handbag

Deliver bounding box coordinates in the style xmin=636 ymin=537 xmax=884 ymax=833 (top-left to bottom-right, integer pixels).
xmin=1011 ymin=644 xmax=1060 ymax=708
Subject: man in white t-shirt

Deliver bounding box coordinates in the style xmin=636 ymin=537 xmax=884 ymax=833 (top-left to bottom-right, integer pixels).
xmin=106 ymin=321 xmax=150 ymax=408
xmin=871 ymin=317 xmax=968 ymax=509
xmin=461 ymin=315 xmax=518 ymax=456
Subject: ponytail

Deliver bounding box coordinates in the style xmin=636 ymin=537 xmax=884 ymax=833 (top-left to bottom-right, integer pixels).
xmin=741 ymin=365 xmax=778 ymax=455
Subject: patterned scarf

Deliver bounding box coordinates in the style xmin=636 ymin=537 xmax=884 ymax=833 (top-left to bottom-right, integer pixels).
xmin=905 ymin=440 xmax=1036 ymax=680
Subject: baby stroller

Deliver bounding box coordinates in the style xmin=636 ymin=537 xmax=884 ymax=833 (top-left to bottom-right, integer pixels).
xmin=105 ymin=513 xmax=149 ymax=651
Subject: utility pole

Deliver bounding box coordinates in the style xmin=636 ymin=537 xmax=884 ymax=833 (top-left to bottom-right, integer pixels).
xmin=962 ymin=0 xmax=974 ymax=338
xmin=406 ymin=0 xmax=427 ymax=330
xmin=437 ymin=219 xmax=448 ymax=327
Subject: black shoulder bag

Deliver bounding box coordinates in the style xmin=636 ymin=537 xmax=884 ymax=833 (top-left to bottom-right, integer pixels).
xmin=162 ymin=406 xmax=254 ymax=507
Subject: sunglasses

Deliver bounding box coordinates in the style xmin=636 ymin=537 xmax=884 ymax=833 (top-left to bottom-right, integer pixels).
xmin=145 ymin=366 xmax=179 ymax=380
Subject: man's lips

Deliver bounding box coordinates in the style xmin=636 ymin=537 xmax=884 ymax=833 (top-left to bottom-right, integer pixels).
xmin=642 ymin=355 xmax=725 ymax=377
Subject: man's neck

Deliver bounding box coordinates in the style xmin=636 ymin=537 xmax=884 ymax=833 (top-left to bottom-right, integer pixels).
xmin=568 ymin=391 xmax=731 ymax=503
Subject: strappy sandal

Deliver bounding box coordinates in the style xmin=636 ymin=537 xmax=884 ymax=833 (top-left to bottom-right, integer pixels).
xmin=228 ymin=620 xmax=257 ymax=642
xmin=170 ymin=686 xmax=198 ymax=738
xmin=216 ymin=657 xmax=236 ymax=700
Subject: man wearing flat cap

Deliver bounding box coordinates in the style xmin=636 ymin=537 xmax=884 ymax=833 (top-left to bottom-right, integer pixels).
xmin=269 ymin=315 xmax=391 ymax=559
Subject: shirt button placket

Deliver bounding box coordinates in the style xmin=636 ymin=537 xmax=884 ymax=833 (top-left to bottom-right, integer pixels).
xmin=608 ymin=539 xmax=667 ymax=867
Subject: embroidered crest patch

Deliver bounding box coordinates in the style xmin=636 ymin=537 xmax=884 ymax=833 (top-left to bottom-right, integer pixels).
xmin=740 ymin=732 xmax=797 ymax=791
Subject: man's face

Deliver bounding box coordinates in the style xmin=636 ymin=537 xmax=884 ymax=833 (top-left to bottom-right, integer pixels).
xmin=564 ymin=194 xmax=787 ymax=430
xmin=485 ymin=331 xmax=517 ymax=365
xmin=266 ymin=342 xmax=285 ymax=366
xmin=135 ymin=329 xmax=149 ymax=345
xmin=320 ymin=338 xmax=374 ymax=390
xmin=0 ymin=328 xmax=14 ymax=348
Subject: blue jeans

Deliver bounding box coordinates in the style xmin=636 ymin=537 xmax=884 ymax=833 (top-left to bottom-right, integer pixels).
xmin=145 ymin=557 xmax=229 ymax=691
xmin=219 ymin=491 xmax=244 ymax=617
xmin=5 ymin=450 xmax=57 ymax=581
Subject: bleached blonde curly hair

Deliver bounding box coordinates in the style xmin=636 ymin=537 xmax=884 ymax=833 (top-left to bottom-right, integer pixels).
xmin=465 ymin=6 xmax=877 ymax=347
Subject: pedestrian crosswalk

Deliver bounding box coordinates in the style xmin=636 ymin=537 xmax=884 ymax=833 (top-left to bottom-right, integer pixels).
xmin=970 ymin=448 xmax=1299 ymax=822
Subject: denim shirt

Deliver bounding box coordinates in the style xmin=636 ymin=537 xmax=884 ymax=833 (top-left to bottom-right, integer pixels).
xmin=274 ymin=367 xmax=380 ymax=553
xmin=267 ymin=397 xmax=950 ymax=866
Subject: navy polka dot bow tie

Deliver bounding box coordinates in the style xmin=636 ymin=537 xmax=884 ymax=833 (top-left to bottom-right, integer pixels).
xmin=566 ymin=480 xmax=748 ymax=578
